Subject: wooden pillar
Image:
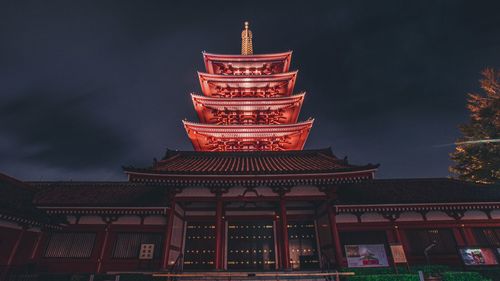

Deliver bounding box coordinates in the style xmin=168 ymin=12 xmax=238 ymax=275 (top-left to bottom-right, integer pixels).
xmin=327 ymin=204 xmax=344 ymax=268
xmin=2 ymin=225 xmax=27 ymax=279
xmin=30 ymin=229 xmax=45 ymax=260
xmin=279 ymin=198 xmax=291 ymax=270
xmin=97 ymin=223 xmax=111 ymax=273
xmin=461 ymin=225 xmax=477 ymax=246
xmin=162 ymin=204 xmax=176 ymax=269
xmin=215 ymin=193 xmax=224 ymax=270
xmin=452 ymin=227 xmax=466 ymax=246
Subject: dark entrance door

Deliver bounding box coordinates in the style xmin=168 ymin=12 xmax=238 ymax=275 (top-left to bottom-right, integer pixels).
xmin=227 ymin=220 xmax=276 ymax=270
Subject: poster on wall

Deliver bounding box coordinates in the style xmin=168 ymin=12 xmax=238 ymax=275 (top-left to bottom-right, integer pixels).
xmin=459 ymin=248 xmax=498 ymax=266
xmin=389 ymin=244 xmax=407 ymax=264
xmin=344 ymin=244 xmax=389 ymax=268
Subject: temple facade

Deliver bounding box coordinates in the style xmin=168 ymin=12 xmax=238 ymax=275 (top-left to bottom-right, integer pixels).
xmin=1 ymin=23 xmax=500 ymax=279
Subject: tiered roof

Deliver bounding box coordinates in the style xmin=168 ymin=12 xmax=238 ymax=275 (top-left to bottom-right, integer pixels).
xmin=184 ymin=23 xmax=312 ymax=152
xmin=191 ymin=93 xmax=305 ymax=125
xmin=203 ymin=51 xmax=292 ymax=75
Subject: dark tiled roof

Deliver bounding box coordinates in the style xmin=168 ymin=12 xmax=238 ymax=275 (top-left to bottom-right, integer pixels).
xmin=31 ymin=182 xmax=169 ymax=207
xmin=0 ymin=173 xmax=54 ymax=226
xmin=337 ymin=178 xmax=500 ymax=205
xmin=124 ymin=148 xmax=379 ymax=176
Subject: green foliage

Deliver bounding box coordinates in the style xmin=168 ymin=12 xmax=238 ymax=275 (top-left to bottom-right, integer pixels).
xmin=347 ymin=274 xmax=419 ymax=281
xmin=340 ymin=265 xmax=451 ymax=275
xmin=441 ymin=272 xmax=491 ymax=281
xmin=450 ymin=68 xmax=500 ymax=184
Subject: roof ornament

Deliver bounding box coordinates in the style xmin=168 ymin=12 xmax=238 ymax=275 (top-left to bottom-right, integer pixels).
xmin=241 ymin=21 xmax=253 ymax=55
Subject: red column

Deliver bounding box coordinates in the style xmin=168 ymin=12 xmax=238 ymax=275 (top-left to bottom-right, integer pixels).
xmin=162 ymin=204 xmax=176 ymax=269
xmin=97 ymin=224 xmax=111 ymax=273
xmin=461 ymin=226 xmax=477 ymax=246
xmin=327 ymin=204 xmax=344 ymax=267
xmin=280 ymin=198 xmax=291 ymax=270
xmin=30 ymin=229 xmax=45 ymax=260
xmin=215 ymin=194 xmax=224 ymax=270
xmin=2 ymin=226 xmax=27 ymax=279
xmin=452 ymin=228 xmax=466 ymax=246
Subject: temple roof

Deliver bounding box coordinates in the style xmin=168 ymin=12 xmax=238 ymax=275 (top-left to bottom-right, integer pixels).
xmin=191 ymin=93 xmax=305 ymax=125
xmin=27 ymin=178 xmax=500 ymax=208
xmin=183 ymin=120 xmax=313 ymax=151
xmin=123 ymin=148 xmax=379 ymax=185
xmin=336 ymin=178 xmax=500 ymax=205
xmin=203 ymin=51 xmax=292 ymax=75
xmin=183 ymin=119 xmax=313 ymax=138
xmin=191 ymin=93 xmax=305 ymax=111
xmin=31 ymin=182 xmax=168 ymax=207
xmin=198 ymin=71 xmax=297 ymax=98
xmin=0 ymin=173 xmax=56 ymax=227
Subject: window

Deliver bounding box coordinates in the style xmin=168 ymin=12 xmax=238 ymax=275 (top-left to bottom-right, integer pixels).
xmin=112 ymin=232 xmax=163 ymax=259
xmin=404 ymin=229 xmax=457 ymax=255
xmin=44 ymin=232 xmax=96 ymax=258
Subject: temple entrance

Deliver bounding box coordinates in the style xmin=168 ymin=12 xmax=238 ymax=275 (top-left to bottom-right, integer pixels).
xmin=227 ymin=220 xmax=276 ymax=270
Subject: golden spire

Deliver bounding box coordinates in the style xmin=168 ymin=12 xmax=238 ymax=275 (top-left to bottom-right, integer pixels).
xmin=241 ymin=21 xmax=253 ymax=55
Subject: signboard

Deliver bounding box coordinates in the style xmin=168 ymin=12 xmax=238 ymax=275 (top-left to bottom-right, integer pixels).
xmin=390 ymin=244 xmax=407 ymax=264
xmin=344 ymin=244 xmax=389 ymax=268
xmin=459 ymin=247 xmax=498 ymax=266
xmin=139 ymin=243 xmax=155 ymax=260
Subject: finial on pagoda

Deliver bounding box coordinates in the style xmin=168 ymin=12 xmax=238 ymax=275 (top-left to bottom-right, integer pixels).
xmin=241 ymin=21 xmax=253 ymax=55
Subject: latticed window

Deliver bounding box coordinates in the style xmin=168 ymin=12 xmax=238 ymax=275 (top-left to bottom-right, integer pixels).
xmin=44 ymin=232 xmax=96 ymax=258
xmin=112 ymin=232 xmax=163 ymax=259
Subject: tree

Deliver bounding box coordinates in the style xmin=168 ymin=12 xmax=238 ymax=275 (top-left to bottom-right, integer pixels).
xmin=450 ymin=68 xmax=500 ymax=184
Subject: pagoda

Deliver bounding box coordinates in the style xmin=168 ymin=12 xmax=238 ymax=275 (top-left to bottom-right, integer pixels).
xmin=184 ymin=22 xmax=313 ymax=151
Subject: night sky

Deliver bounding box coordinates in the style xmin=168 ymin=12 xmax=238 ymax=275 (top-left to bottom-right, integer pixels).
xmin=1 ymin=1 xmax=500 ymax=181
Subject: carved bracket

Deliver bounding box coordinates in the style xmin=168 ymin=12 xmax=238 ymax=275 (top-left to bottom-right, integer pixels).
xmin=381 ymin=211 xmax=401 ymax=222
xmin=445 ymin=210 xmax=465 ymax=220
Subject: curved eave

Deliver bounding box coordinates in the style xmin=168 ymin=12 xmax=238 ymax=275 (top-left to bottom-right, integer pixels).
xmin=183 ymin=119 xmax=313 ymax=136
xmin=191 ymin=92 xmax=305 ymax=111
xmin=123 ymin=167 xmax=378 ymax=185
xmin=198 ymin=71 xmax=298 ymax=97
xmin=203 ymin=51 xmax=293 ymax=74
xmin=202 ymin=51 xmax=292 ymax=62
xmin=198 ymin=71 xmax=298 ymax=83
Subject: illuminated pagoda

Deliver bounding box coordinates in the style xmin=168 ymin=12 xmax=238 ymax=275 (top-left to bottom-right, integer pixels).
xmin=184 ymin=22 xmax=313 ymax=152
xmin=3 ymin=21 xmax=500 ymax=281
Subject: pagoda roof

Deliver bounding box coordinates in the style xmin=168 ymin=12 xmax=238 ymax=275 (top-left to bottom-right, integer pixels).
xmin=123 ymin=148 xmax=379 ymax=185
xmin=183 ymin=119 xmax=313 ymax=138
xmin=198 ymin=71 xmax=297 ymax=97
xmin=191 ymin=93 xmax=305 ymax=124
xmin=191 ymin=92 xmax=305 ymax=111
xmin=202 ymin=51 xmax=293 ymax=75
xmin=183 ymin=119 xmax=313 ymax=151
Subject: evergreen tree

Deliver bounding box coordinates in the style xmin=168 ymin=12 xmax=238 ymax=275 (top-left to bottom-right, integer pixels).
xmin=450 ymin=68 xmax=500 ymax=184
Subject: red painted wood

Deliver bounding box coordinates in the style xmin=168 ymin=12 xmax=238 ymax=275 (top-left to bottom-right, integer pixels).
xmin=215 ymin=196 xmax=224 ymax=270
xmin=96 ymin=224 xmax=110 ymax=273
xmin=162 ymin=206 xmax=175 ymax=269
xmin=327 ymin=205 xmax=344 ymax=268
xmin=280 ymin=199 xmax=291 ymax=270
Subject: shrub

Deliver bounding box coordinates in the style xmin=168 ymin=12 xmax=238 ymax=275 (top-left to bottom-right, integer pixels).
xmin=347 ymin=274 xmax=419 ymax=281
xmin=441 ymin=272 xmax=491 ymax=281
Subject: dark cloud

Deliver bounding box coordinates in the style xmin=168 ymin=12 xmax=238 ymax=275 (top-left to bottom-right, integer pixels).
xmin=0 ymin=88 xmax=128 ymax=169
xmin=1 ymin=0 xmax=500 ymax=180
